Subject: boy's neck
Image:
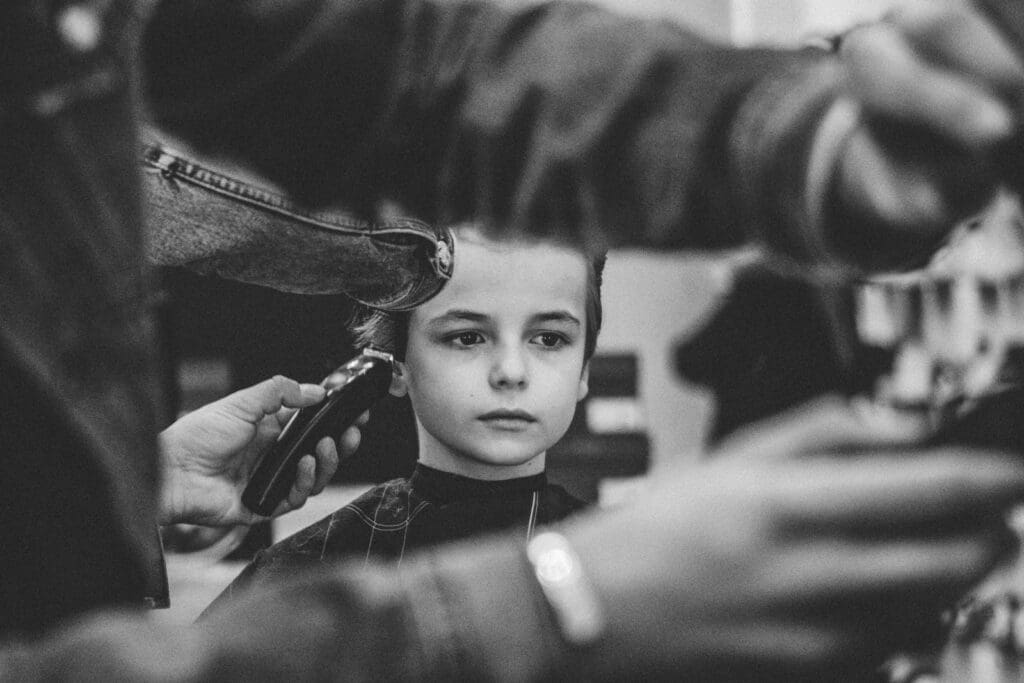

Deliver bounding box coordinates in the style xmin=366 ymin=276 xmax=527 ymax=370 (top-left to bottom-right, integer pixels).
xmin=416 ymin=439 xmax=546 ymax=481
xmin=415 ymin=455 xmax=546 ymax=481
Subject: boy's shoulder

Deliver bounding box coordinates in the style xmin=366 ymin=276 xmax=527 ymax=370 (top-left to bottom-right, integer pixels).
xmin=339 ymin=476 xmax=434 ymax=528
xmin=321 ymin=475 xmax=428 ymax=526
xmin=209 ymin=476 xmax=434 ymax=609
xmin=264 ymin=476 xmax=429 ymax=555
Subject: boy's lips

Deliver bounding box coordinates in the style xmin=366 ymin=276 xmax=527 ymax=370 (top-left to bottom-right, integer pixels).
xmin=478 ymin=409 xmax=537 ymax=424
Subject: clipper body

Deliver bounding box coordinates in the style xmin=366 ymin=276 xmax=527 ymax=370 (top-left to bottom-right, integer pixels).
xmin=242 ymin=348 xmax=394 ymax=516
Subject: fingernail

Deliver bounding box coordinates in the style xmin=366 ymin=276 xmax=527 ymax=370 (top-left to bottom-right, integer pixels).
xmin=301 ymin=384 xmax=326 ymax=400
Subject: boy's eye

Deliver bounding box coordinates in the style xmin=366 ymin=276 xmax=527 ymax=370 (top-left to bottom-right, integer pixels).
xmin=449 ymin=331 xmax=485 ymax=347
xmin=532 ymin=332 xmax=568 ymax=349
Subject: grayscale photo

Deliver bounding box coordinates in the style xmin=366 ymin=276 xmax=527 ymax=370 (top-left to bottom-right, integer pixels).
xmin=4 ymin=1 xmax=1024 ymax=681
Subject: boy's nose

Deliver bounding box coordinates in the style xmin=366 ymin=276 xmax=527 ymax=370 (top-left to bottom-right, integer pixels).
xmin=489 ymin=345 xmax=528 ymax=390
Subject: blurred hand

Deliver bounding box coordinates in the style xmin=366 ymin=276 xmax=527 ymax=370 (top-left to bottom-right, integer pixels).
xmin=834 ymin=0 xmax=1024 ymax=243
xmin=157 ymin=375 xmax=366 ymax=527
xmin=565 ymin=397 xmax=1024 ymax=680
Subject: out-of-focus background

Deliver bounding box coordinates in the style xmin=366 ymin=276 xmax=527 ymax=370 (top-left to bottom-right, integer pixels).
xmin=156 ymin=0 xmax=900 ymax=624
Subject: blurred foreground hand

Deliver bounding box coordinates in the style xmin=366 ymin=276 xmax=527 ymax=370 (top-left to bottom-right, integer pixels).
xmin=566 ymin=396 xmax=1024 ymax=681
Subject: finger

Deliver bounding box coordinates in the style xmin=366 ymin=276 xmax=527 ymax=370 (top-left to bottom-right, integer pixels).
xmin=762 ymin=534 xmax=1013 ymax=658
xmin=888 ymin=0 xmax=1024 ymax=98
xmin=768 ymin=531 xmax=1011 ymax=601
xmin=312 ymin=436 xmax=339 ymax=494
xmin=285 ymin=454 xmax=317 ymax=511
xmin=338 ymin=424 xmax=362 ymax=459
xmin=680 ymin=619 xmax=917 ymax=682
xmin=354 ymin=410 xmax=370 ymax=427
xmin=842 ymin=20 xmax=1015 ymax=147
xmin=834 ymin=125 xmax=997 ymax=234
xmin=838 ymin=127 xmax=947 ymax=230
xmin=713 ymin=395 xmax=931 ymax=464
xmin=680 ymin=620 xmax=862 ymax=674
xmin=775 ymin=451 xmax=1024 ymax=526
xmin=222 ymin=376 xmax=326 ymax=424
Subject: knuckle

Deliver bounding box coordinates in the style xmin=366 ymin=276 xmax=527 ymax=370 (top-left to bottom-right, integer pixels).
xmin=270 ymin=374 xmax=301 ymax=398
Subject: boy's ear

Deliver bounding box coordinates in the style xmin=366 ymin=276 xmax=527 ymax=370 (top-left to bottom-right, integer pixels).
xmin=577 ymin=361 xmax=590 ymax=402
xmin=389 ymin=361 xmax=409 ymax=397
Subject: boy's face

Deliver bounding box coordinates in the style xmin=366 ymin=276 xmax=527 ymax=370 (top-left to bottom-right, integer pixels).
xmin=392 ymin=230 xmax=590 ymax=480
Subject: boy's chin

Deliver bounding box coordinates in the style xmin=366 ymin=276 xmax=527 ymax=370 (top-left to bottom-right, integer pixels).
xmin=463 ymin=450 xmax=543 ymax=468
xmin=452 ymin=440 xmax=548 ymax=471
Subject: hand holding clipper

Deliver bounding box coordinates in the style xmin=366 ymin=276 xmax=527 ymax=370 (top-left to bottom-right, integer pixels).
xmin=242 ymin=347 xmax=394 ymax=516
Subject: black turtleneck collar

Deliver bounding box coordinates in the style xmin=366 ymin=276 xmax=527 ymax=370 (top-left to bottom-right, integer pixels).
xmin=409 ymin=463 xmax=547 ymax=505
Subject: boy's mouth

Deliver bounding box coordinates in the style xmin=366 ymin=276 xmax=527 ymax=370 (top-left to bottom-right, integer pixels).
xmin=478 ymin=409 xmax=537 ymax=426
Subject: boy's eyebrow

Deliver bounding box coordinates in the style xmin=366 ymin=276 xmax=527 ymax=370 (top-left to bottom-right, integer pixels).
xmin=424 ymin=309 xmax=581 ymax=327
xmin=425 ymin=309 xmax=491 ymax=325
xmin=531 ymin=311 xmax=581 ymax=327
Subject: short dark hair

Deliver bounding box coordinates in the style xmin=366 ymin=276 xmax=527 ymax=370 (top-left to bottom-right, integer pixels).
xmin=353 ymin=251 xmax=606 ymax=362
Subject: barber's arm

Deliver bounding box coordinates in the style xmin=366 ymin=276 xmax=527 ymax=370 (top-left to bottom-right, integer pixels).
xmin=157 ymin=375 xmax=362 ymax=527
xmin=143 ymin=0 xmax=1023 ymax=270
xmin=142 ymin=0 xmax=822 ymax=254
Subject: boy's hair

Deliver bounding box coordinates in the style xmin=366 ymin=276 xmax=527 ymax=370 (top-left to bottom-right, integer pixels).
xmin=353 ymin=251 xmax=607 ymax=362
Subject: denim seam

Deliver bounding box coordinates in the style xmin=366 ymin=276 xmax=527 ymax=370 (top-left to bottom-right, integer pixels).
xmin=143 ymin=146 xmax=438 ymax=242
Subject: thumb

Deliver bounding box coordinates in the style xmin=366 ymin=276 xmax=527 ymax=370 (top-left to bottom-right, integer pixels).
xmin=713 ymin=395 xmax=932 ymax=464
xmin=219 ymin=375 xmax=326 ymax=424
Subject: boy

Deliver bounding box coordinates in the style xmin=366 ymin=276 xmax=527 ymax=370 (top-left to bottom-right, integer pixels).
xmin=207 ymin=224 xmax=605 ymax=606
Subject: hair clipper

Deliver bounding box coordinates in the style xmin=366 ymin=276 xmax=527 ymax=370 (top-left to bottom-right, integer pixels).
xmin=242 ymin=347 xmax=394 ymax=516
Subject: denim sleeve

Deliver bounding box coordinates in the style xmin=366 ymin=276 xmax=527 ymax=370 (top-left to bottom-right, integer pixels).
xmin=140 ymin=0 xmax=880 ymax=264
xmin=142 ymin=142 xmax=453 ymax=306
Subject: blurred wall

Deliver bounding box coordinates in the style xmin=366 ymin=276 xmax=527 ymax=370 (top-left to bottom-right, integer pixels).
xmin=594 ymin=252 xmax=729 ymax=469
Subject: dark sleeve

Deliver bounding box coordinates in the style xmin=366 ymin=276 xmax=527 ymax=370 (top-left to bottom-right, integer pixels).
xmin=0 ymin=539 xmax=574 ymax=681
xmin=142 ymin=0 xmax=863 ymax=263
